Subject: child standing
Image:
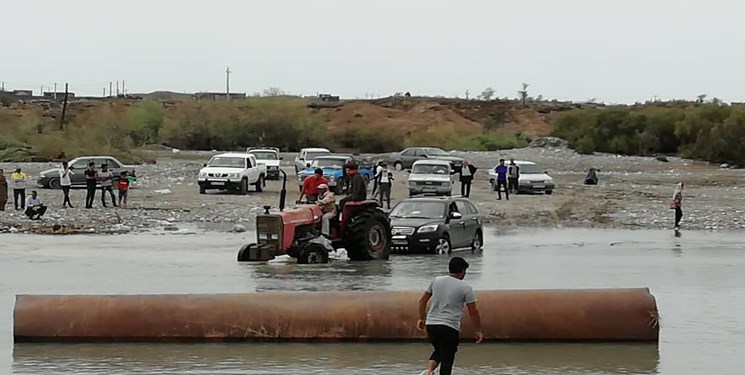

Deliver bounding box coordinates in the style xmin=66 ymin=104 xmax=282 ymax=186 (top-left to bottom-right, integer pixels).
xmin=117 ymin=172 xmax=130 ymax=208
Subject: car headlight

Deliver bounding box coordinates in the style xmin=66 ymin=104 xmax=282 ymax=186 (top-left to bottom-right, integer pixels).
xmin=327 ymin=176 xmax=336 ymax=182
xmin=229 ymin=173 xmax=238 ymax=179
xmin=418 ymin=224 xmax=439 ymax=233
xmin=408 ymin=181 xmax=416 ymax=187
xmin=199 ymin=172 xmax=206 ymax=178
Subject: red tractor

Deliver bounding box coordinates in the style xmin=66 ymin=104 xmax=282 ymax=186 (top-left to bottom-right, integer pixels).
xmin=237 ymin=171 xmax=391 ymax=264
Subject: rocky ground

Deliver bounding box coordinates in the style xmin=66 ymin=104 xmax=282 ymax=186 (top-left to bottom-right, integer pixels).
xmin=1 ymin=145 xmax=743 ymax=235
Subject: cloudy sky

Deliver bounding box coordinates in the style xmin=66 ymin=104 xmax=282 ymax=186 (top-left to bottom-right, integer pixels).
xmin=2 ymin=0 xmax=742 ymax=103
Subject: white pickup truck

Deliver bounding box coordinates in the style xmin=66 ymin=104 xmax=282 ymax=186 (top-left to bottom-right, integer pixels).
xmin=198 ymin=153 xmax=266 ymax=195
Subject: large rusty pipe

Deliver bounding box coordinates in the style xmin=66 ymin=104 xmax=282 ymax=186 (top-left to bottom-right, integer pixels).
xmin=14 ymin=288 xmax=659 ymax=343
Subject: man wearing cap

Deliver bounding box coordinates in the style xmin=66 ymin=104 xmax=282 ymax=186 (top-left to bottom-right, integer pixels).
xmin=417 ymin=257 xmax=484 ymax=375
xmin=316 ymin=184 xmax=337 ymax=237
xmin=338 ymin=164 xmax=367 ymax=214
xmin=300 ymin=168 xmax=328 ymax=203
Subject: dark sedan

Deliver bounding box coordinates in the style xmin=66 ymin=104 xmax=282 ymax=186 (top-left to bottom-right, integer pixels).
xmin=388 ymin=147 xmax=463 ymax=172
xmin=388 ymin=196 xmax=483 ymax=254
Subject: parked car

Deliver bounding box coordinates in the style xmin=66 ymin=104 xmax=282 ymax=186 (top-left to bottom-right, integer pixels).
xmin=197 ymin=153 xmax=267 ymax=195
xmin=388 ymin=147 xmax=463 ymax=171
xmin=294 ymin=148 xmax=332 ymax=172
xmin=389 ymin=196 xmax=483 ymax=254
xmin=37 ymin=156 xmax=136 ymax=189
xmin=488 ymin=160 xmax=555 ymax=194
xmin=407 ymin=159 xmax=453 ymax=197
xmin=296 ymin=155 xmax=374 ymax=194
xmin=247 ymin=147 xmax=282 ymax=180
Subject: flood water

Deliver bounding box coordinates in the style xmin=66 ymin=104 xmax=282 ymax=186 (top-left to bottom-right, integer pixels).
xmin=2 ymin=228 xmax=744 ymax=374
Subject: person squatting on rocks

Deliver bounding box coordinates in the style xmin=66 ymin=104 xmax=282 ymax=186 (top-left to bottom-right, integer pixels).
xmin=99 ymin=164 xmax=117 ymax=207
xmin=84 ymin=162 xmax=98 ymax=209
xmin=494 ymin=159 xmax=509 ymax=200
xmin=507 ymin=158 xmax=520 ymax=194
xmin=59 ymin=161 xmax=74 ymax=208
xmin=375 ymin=163 xmax=394 ymax=209
xmin=300 ymin=168 xmax=328 ymax=203
xmin=25 ymin=190 xmax=47 ymax=220
xmin=117 ymin=171 xmax=130 ymax=208
xmin=671 ymin=183 xmax=684 ymax=230
xmin=584 ymin=167 xmax=599 ymax=185
xmin=458 ymin=160 xmax=477 ymax=198
xmin=316 ymin=184 xmax=336 ymax=237
xmin=418 ymin=257 xmax=483 ymax=375
xmin=11 ymin=167 xmax=28 ymax=210
xmin=0 ymin=169 xmax=8 ymax=211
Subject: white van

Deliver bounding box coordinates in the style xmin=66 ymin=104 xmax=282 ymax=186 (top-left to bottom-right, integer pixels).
xmin=407 ymin=159 xmax=453 ymax=197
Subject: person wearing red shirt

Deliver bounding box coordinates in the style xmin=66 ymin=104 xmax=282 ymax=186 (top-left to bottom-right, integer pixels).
xmin=300 ymin=168 xmax=328 ymax=203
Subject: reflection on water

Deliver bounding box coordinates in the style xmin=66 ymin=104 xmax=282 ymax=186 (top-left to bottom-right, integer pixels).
xmin=13 ymin=343 xmax=659 ymax=375
xmin=3 ymin=229 xmax=745 ymax=374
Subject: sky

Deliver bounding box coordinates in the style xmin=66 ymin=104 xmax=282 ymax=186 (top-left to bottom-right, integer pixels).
xmin=2 ymin=0 xmax=743 ymax=103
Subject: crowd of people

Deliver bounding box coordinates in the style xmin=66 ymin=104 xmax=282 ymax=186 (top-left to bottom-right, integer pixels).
xmin=0 ymin=162 xmax=134 ymax=221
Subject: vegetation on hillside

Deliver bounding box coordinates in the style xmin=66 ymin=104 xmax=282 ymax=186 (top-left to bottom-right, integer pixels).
xmin=0 ymin=98 xmax=530 ymax=162
xmin=552 ymin=104 xmax=745 ymax=164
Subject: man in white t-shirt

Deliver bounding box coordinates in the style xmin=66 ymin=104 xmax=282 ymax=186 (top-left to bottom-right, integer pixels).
xmin=375 ymin=163 xmax=394 ymax=209
xmin=25 ymin=191 xmax=47 ymax=220
xmin=59 ymin=161 xmax=74 ymax=208
xmin=417 ymin=257 xmax=483 ymax=375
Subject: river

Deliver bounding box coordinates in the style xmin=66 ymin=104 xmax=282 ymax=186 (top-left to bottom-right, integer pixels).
xmin=2 ymin=228 xmax=744 ymax=374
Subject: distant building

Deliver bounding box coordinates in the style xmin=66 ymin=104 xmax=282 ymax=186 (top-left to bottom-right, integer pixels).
xmin=194 ymin=92 xmax=247 ymax=101
xmin=10 ymin=90 xmax=33 ymax=97
xmin=318 ymin=94 xmax=340 ymax=102
xmin=43 ymin=91 xmax=76 ymax=99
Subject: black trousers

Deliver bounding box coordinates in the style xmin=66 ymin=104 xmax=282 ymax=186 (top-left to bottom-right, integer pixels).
xmin=426 ymin=325 xmax=460 ymax=375
xmin=378 ymin=182 xmax=391 ymax=208
xmin=101 ymin=186 xmax=116 ymax=206
xmin=25 ymin=205 xmax=47 ymax=219
xmin=460 ymin=178 xmax=472 ymax=198
xmin=496 ymin=180 xmax=509 ymax=199
xmin=508 ymin=177 xmax=519 ymax=193
xmin=675 ymin=207 xmax=683 ymax=227
xmin=85 ymin=184 xmax=97 ymax=208
xmin=62 ymin=186 xmax=72 ymax=207
xmin=14 ymin=189 xmax=25 ymax=209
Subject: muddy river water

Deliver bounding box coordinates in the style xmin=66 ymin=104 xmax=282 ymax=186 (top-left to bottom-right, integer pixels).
xmin=1 ymin=228 xmax=744 ymax=374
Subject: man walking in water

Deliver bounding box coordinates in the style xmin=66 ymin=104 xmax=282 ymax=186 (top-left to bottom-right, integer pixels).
xmin=671 ymin=183 xmax=683 ymax=230
xmin=418 ymin=257 xmax=484 ymax=375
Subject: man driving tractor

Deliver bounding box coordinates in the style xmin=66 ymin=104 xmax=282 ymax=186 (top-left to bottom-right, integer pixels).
xmin=338 ymin=164 xmax=367 ymax=216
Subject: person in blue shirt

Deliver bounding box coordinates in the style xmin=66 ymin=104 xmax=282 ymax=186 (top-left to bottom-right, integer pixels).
xmin=494 ymin=159 xmax=509 ymax=200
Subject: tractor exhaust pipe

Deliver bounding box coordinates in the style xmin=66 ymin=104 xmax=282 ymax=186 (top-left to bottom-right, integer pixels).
xmin=279 ymin=169 xmax=288 ymax=211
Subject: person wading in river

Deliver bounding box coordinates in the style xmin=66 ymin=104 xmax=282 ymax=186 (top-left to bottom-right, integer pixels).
xmin=671 ymin=183 xmax=684 ymax=230
xmin=417 ymin=257 xmax=484 ymax=375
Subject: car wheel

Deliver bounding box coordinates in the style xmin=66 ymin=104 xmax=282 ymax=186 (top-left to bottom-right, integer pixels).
xmin=255 ymin=176 xmax=264 ymax=192
xmin=239 ymin=178 xmax=248 ymax=195
xmin=394 ymin=162 xmax=403 ymax=171
xmin=48 ymin=178 xmax=61 ymax=189
xmin=199 ymin=186 xmax=206 ymax=194
xmin=435 ymin=235 xmax=451 ymax=255
xmin=545 ymin=190 xmax=553 ymax=195
xmin=471 ymin=230 xmax=483 ymax=251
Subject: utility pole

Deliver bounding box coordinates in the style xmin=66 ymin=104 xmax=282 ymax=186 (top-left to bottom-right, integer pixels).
xmin=1 ymin=81 xmax=5 ymax=92
xmin=40 ymin=85 xmax=43 ymax=97
xmin=54 ymin=83 xmax=58 ymax=100
xmin=102 ymin=87 xmax=106 ymax=97
xmin=116 ymin=81 xmax=120 ymax=96
xmin=225 ymin=66 xmax=231 ymax=101
xmin=59 ymin=83 xmax=69 ymax=130
xmin=109 ymin=82 xmax=113 ymax=97
xmin=122 ymin=80 xmax=126 ymax=95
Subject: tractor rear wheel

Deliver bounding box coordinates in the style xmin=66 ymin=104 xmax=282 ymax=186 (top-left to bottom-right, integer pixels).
xmin=297 ymin=242 xmax=329 ymax=264
xmin=345 ymin=208 xmax=391 ymax=261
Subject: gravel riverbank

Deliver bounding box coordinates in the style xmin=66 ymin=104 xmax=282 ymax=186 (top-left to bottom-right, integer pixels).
xmin=1 ymin=146 xmax=743 ymax=235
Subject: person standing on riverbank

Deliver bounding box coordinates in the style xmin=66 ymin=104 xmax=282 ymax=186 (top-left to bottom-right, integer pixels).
xmin=418 ymin=257 xmax=483 ymax=375
xmin=671 ymin=183 xmax=684 ymax=230
xmin=0 ymin=169 xmax=8 ymax=211
xmin=116 ymin=171 xmax=130 ymax=208
xmin=507 ymin=158 xmax=520 ymax=194
xmin=84 ymin=162 xmax=98 ymax=209
xmin=458 ymin=160 xmax=477 ymax=198
xmin=494 ymin=159 xmax=509 ymax=200
xmin=11 ymin=167 xmax=28 ymax=210
xmin=99 ymin=164 xmax=117 ymax=207
xmin=59 ymin=161 xmax=74 ymax=208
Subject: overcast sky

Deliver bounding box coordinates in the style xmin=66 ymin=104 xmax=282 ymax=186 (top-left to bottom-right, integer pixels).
xmin=2 ymin=0 xmax=743 ymax=103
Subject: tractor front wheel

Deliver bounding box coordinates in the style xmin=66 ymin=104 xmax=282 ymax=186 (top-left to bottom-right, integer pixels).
xmin=345 ymin=208 xmax=391 ymax=261
xmin=297 ymin=242 xmax=330 ymax=264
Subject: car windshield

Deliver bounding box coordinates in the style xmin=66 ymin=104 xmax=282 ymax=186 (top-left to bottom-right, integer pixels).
xmin=426 ymin=148 xmax=449 ymax=156
xmin=251 ymin=152 xmax=278 ymax=160
xmin=412 ymin=164 xmax=450 ymax=175
xmin=306 ymin=151 xmax=331 ymax=160
xmin=207 ymin=157 xmax=245 ymax=168
xmin=312 ymin=158 xmax=347 ymax=168
xmin=390 ymin=202 xmax=445 ymax=219
xmin=519 ymin=164 xmax=543 ymax=174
